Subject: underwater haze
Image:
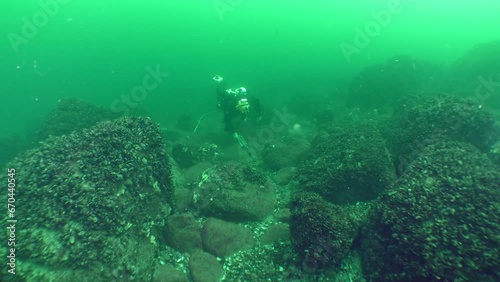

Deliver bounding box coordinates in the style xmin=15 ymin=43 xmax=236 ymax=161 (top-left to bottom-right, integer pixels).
xmin=1 ymin=1 xmax=500 ymax=281
xmin=2 ymin=0 xmax=499 ymax=137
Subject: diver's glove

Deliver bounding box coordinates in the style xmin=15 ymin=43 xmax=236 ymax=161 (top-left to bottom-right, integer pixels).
xmin=233 ymin=132 xmax=248 ymax=149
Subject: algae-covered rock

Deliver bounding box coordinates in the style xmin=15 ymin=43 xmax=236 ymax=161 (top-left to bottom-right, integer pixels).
xmin=290 ymin=192 xmax=370 ymax=271
xmin=361 ymin=141 xmax=500 ymax=281
xmin=0 ymin=116 xmax=175 ymax=281
xmin=165 ymin=213 xmax=203 ymax=254
xmin=38 ymin=97 xmax=120 ymax=140
xmin=386 ymin=95 xmax=499 ymax=173
xmin=188 ymin=251 xmax=223 ymax=282
xmin=296 ymin=119 xmax=396 ymax=204
xmin=195 ymin=162 xmax=276 ymax=221
xmin=201 ymin=218 xmax=254 ymax=257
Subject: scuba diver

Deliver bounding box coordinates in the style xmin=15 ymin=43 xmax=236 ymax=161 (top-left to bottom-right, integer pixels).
xmin=213 ymin=75 xmax=261 ymax=149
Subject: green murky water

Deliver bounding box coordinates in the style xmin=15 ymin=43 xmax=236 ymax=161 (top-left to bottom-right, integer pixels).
xmin=2 ymin=0 xmax=499 ymax=138
xmin=1 ymin=1 xmax=499 ymax=281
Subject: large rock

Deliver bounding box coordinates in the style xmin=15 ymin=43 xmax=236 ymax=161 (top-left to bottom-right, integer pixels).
xmin=153 ymin=264 xmax=189 ymax=282
xmin=261 ymin=135 xmax=310 ymax=171
xmin=201 ymin=218 xmax=254 ymax=257
xmin=165 ymin=213 xmax=203 ymax=254
xmin=448 ymin=40 xmax=500 ymax=108
xmin=274 ymin=167 xmax=296 ymax=186
xmin=0 ymin=116 xmax=175 ymax=280
xmin=188 ymin=251 xmax=223 ymax=282
xmin=386 ymin=95 xmax=499 ymax=173
xmin=361 ymin=141 xmax=500 ymax=281
xmin=260 ymin=223 xmax=290 ymax=245
xmin=290 ymin=192 xmax=370 ymax=272
xmin=195 ymin=162 xmax=276 ymax=221
xmin=38 ymin=97 xmax=120 ymax=140
xmin=296 ymin=119 xmax=396 ymax=204
xmin=347 ymin=55 xmax=445 ymax=110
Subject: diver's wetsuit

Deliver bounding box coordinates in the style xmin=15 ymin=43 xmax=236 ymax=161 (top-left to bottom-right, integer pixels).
xmin=216 ymin=81 xmax=261 ymax=134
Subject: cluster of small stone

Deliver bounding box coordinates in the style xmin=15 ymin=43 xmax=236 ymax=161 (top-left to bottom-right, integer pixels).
xmin=0 ymin=116 xmax=174 ymax=280
xmin=221 ymin=239 xmax=365 ymax=282
xmin=222 ymin=240 xmax=301 ymax=281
